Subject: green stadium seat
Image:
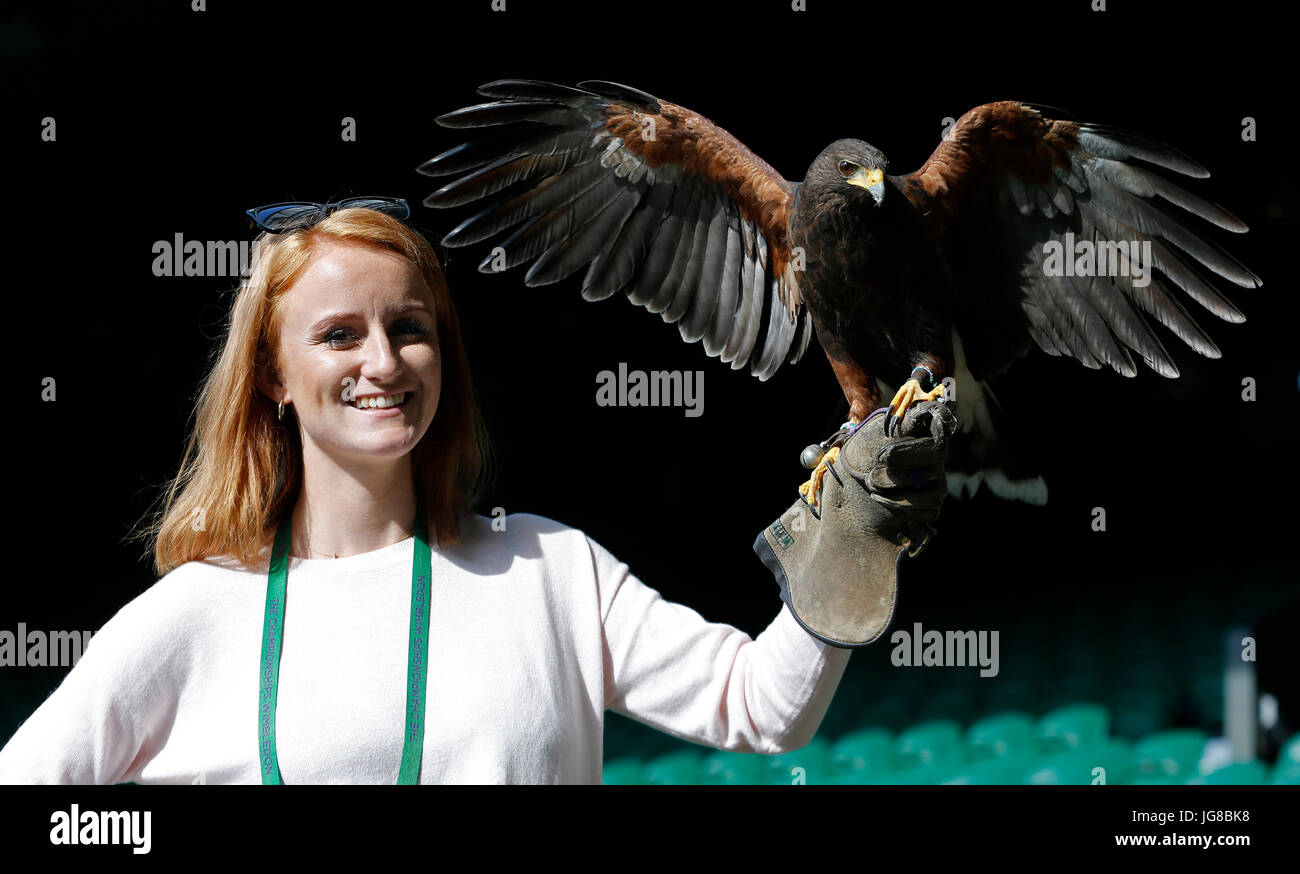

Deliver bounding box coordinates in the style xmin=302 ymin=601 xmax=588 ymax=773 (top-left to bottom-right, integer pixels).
xmin=1270 ymin=762 xmax=1300 ymax=785
xmin=944 ymin=755 xmax=1038 ymax=785
xmin=1269 ymin=737 xmax=1300 ymax=785
xmin=966 ymin=711 xmax=1036 ymax=759
xmin=1025 ymin=751 xmax=1106 ymax=785
xmin=764 ymin=737 xmax=836 ymax=785
xmin=1278 ymin=733 xmax=1300 ymax=766
xmin=1025 ymin=740 xmax=1136 ymax=785
xmin=829 ymin=727 xmax=895 ymax=776
xmin=1133 ymin=729 xmax=1208 ymax=780
xmin=850 ymin=766 xmax=948 ymax=786
xmin=1038 ymin=703 xmax=1109 ymax=752
xmin=1054 ymin=740 xmax=1134 ymax=785
xmin=642 ymin=749 xmax=703 ymax=785
xmin=601 ymin=757 xmax=645 ymax=785
xmin=1187 ymin=760 xmax=1268 ymax=785
xmin=896 ymin=719 xmax=964 ymax=770
xmin=699 ymin=750 xmax=770 ymax=785
xmin=1127 ymin=774 xmax=1181 ymax=785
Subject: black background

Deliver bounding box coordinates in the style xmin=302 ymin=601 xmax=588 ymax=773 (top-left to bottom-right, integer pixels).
xmin=2 ymin=0 xmax=1296 ymax=766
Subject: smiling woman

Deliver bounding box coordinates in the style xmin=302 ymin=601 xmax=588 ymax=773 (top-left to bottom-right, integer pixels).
xmin=253 ymin=238 xmax=446 ymax=561
xmin=0 ymin=202 xmax=951 ymax=786
xmin=151 ymin=207 xmax=486 ymax=571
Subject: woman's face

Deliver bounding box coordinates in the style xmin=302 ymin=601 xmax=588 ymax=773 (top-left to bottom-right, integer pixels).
xmin=269 ymin=239 xmax=441 ymax=473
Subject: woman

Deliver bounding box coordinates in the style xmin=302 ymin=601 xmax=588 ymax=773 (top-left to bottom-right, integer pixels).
xmin=0 ymin=201 xmax=917 ymax=784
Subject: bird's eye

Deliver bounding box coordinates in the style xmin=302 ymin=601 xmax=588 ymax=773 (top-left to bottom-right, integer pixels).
xmin=837 ymin=160 xmax=856 ymax=177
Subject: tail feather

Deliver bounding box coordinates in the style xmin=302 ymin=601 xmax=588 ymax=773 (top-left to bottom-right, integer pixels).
xmin=946 ymin=334 xmax=1048 ymax=505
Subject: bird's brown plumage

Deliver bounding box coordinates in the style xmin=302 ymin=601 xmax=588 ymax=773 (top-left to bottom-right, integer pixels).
xmin=421 ymin=81 xmax=1260 ymax=499
xmin=422 ymin=79 xmax=815 ymax=382
xmin=601 ymin=99 xmax=800 ymax=308
xmin=896 ymin=102 xmax=1081 ymax=233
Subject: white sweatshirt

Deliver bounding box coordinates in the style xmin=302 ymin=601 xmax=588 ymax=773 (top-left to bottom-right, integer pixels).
xmin=0 ymin=512 xmax=851 ymax=784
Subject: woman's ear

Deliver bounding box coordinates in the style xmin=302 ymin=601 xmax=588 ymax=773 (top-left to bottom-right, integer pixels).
xmin=254 ymin=352 xmax=288 ymax=405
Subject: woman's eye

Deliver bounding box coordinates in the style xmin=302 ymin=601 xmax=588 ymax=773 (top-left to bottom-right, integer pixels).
xmin=319 ymin=320 xmax=430 ymax=348
xmin=392 ymin=319 xmax=431 ymax=337
xmin=323 ymin=328 xmax=356 ymax=347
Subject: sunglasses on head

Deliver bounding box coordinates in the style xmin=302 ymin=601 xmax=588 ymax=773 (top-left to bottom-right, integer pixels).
xmin=245 ymin=196 xmax=411 ymax=234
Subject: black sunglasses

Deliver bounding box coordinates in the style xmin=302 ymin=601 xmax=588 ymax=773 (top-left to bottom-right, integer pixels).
xmin=245 ymin=196 xmax=411 ymax=233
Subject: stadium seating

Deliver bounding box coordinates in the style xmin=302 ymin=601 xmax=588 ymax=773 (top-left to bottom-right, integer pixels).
xmin=602 ymin=708 xmax=1290 ymax=785
xmin=594 ymin=583 xmax=1294 ymax=785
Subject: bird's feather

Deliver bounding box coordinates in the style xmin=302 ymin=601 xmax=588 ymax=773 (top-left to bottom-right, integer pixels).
xmin=422 ymin=81 xmax=811 ymax=381
xmin=898 ymin=101 xmax=1258 ymax=382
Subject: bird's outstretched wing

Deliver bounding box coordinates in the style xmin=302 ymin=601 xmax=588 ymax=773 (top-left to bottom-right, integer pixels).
xmin=895 ymin=101 xmax=1260 ymax=381
xmin=420 ymin=79 xmax=813 ymax=380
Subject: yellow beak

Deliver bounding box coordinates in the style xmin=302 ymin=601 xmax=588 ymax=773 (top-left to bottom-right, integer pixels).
xmin=848 ymin=167 xmax=886 ymax=204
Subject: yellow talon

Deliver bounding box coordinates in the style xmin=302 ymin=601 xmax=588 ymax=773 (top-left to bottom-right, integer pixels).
xmin=796 ymin=413 xmax=864 ymax=507
xmin=887 ymin=378 xmax=945 ymax=431
xmin=798 ymin=446 xmax=842 ymax=508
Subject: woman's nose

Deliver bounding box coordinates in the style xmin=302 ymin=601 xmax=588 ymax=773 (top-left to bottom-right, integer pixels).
xmin=360 ymin=329 xmax=402 ymax=380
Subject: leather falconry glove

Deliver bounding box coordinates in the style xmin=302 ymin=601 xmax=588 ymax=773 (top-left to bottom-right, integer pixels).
xmin=753 ymin=399 xmax=957 ymax=648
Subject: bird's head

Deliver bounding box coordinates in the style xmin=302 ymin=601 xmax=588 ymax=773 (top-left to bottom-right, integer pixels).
xmin=808 ymin=139 xmax=889 ymax=208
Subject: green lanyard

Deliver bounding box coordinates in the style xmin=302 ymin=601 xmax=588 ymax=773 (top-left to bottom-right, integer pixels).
xmin=258 ymin=497 xmax=432 ymax=784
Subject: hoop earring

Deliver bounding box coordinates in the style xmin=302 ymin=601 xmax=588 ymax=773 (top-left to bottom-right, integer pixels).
xmin=277 ymin=400 xmax=286 ymax=421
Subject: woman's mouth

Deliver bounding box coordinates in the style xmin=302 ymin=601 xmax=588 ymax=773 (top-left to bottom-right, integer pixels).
xmin=349 ymin=391 xmax=411 ymax=412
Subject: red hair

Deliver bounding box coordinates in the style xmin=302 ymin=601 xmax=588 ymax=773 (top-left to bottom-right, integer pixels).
xmin=138 ymin=208 xmax=490 ymax=574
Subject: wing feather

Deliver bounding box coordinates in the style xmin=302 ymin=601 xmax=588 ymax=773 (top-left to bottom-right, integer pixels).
xmin=422 ymin=81 xmax=808 ymax=381
xmin=897 ymin=101 xmax=1258 ymax=381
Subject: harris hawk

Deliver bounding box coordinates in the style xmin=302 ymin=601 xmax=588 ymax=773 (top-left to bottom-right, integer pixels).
xmin=418 ymin=80 xmax=1260 ymax=507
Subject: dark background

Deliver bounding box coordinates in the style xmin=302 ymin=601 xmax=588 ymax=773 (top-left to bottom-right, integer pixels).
xmin=2 ymin=0 xmax=1296 ymax=761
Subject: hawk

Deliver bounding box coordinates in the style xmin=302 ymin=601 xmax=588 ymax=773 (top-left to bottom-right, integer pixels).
xmin=419 ymin=80 xmax=1259 ymax=506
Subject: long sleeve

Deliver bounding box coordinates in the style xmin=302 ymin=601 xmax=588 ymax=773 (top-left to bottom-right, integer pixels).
xmin=594 ymin=535 xmax=852 ymax=754
xmin=0 ymin=583 xmax=186 ymax=785
xmin=2 ymin=515 xmax=854 ymax=784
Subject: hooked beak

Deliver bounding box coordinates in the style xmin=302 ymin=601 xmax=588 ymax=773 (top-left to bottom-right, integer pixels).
xmin=848 ymin=167 xmax=886 ymax=205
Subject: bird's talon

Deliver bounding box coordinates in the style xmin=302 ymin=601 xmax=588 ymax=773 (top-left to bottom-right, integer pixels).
xmin=798 ymin=445 xmax=842 ymax=507
xmin=824 ymin=457 xmax=843 ymax=487
xmin=885 ymin=378 xmax=945 ymax=438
